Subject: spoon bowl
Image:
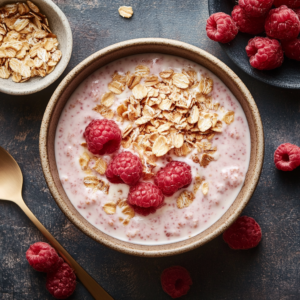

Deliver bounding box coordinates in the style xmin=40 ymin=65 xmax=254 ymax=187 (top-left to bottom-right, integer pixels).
xmin=0 ymin=146 xmax=113 ymax=300
xmin=0 ymin=147 xmax=23 ymax=202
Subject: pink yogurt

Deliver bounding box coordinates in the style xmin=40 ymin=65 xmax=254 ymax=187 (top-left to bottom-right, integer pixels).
xmin=55 ymin=53 xmax=250 ymax=245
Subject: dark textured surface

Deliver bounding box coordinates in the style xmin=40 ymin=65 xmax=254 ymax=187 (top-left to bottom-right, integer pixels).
xmin=1 ymin=0 xmax=300 ymax=299
xmin=208 ymin=0 xmax=300 ymax=89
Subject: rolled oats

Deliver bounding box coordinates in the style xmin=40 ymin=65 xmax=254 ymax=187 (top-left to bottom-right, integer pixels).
xmin=202 ymin=181 xmax=209 ymax=196
xmin=0 ymin=1 xmax=61 ymax=83
xmin=223 ymin=111 xmax=235 ymax=125
xmin=103 ymin=202 xmax=116 ymax=215
xmin=177 ymin=191 xmax=195 ymax=209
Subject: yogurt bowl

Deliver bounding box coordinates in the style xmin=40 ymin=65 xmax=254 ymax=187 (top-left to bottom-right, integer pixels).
xmin=40 ymin=38 xmax=264 ymax=257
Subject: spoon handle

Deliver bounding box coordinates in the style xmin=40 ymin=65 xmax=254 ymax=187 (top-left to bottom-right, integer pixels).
xmin=18 ymin=199 xmax=114 ymax=300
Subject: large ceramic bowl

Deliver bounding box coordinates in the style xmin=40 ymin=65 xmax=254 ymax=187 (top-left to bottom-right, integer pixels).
xmin=0 ymin=0 xmax=72 ymax=95
xmin=39 ymin=38 xmax=264 ymax=257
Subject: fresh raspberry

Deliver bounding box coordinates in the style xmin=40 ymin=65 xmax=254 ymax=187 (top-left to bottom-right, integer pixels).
xmin=239 ymin=0 xmax=274 ymax=17
xmin=206 ymin=12 xmax=238 ymax=43
xmin=265 ymin=5 xmax=300 ymax=40
xmin=131 ymin=205 xmax=157 ymax=216
xmin=274 ymin=143 xmax=300 ymax=171
xmin=84 ymin=119 xmax=121 ymax=155
xmin=161 ymin=266 xmax=192 ymax=299
xmin=282 ymin=38 xmax=300 ymax=60
xmin=232 ymin=5 xmax=266 ymax=34
xmin=46 ymin=262 xmax=76 ymax=299
xmin=154 ymin=161 xmax=192 ymax=196
xmin=127 ymin=182 xmax=164 ymax=215
xmin=223 ymin=216 xmax=262 ymax=250
xmin=245 ymin=37 xmax=284 ymax=70
xmin=274 ymin=0 xmax=300 ymax=8
xmin=26 ymin=242 xmax=62 ymax=273
xmin=105 ymin=151 xmax=143 ymax=186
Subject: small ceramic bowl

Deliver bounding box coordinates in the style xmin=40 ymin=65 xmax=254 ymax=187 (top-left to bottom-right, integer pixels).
xmin=39 ymin=38 xmax=264 ymax=257
xmin=0 ymin=0 xmax=72 ymax=95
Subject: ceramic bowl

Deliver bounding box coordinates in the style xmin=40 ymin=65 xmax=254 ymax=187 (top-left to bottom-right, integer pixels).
xmin=39 ymin=38 xmax=264 ymax=257
xmin=0 ymin=0 xmax=72 ymax=95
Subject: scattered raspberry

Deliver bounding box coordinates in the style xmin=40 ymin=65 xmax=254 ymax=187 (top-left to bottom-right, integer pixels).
xmin=282 ymin=38 xmax=300 ymax=60
xmin=26 ymin=242 xmax=62 ymax=273
xmin=274 ymin=0 xmax=300 ymax=8
xmin=239 ymin=0 xmax=274 ymax=17
xmin=265 ymin=5 xmax=300 ymax=40
xmin=83 ymin=119 xmax=121 ymax=155
xmin=223 ymin=216 xmax=262 ymax=250
xmin=105 ymin=151 xmax=143 ymax=186
xmin=154 ymin=161 xmax=192 ymax=196
xmin=46 ymin=262 xmax=76 ymax=299
xmin=246 ymin=37 xmax=284 ymax=70
xmin=206 ymin=12 xmax=238 ymax=43
xmin=274 ymin=143 xmax=300 ymax=171
xmin=161 ymin=266 xmax=192 ymax=299
xmin=127 ymin=182 xmax=164 ymax=215
xmin=232 ymin=5 xmax=266 ymax=34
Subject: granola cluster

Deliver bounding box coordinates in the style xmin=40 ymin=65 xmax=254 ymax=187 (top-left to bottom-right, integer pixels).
xmin=94 ymin=65 xmax=234 ymax=173
xmin=0 ymin=1 xmax=62 ymax=82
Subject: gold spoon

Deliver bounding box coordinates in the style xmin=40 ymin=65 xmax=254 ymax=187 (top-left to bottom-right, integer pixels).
xmin=0 ymin=146 xmax=113 ymax=300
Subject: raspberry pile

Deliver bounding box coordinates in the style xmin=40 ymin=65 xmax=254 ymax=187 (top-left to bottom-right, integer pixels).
xmin=84 ymin=119 xmax=194 ymax=215
xmin=223 ymin=216 xmax=262 ymax=250
xmin=26 ymin=242 xmax=76 ymax=299
xmin=206 ymin=0 xmax=300 ymax=70
xmin=274 ymin=143 xmax=300 ymax=171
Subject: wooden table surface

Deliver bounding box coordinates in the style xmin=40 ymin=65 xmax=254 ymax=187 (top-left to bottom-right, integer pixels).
xmin=1 ymin=1 xmax=300 ymax=299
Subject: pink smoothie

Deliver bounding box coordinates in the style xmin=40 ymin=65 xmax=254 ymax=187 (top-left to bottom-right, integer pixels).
xmin=55 ymin=53 xmax=250 ymax=245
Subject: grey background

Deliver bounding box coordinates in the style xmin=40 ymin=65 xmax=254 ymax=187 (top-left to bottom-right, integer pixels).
xmin=1 ymin=0 xmax=300 ymax=299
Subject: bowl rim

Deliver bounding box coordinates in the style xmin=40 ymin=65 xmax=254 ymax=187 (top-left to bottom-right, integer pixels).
xmin=0 ymin=0 xmax=73 ymax=95
xmin=39 ymin=38 xmax=264 ymax=257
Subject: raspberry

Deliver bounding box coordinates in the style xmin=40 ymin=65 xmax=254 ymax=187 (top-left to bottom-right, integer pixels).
xmin=161 ymin=266 xmax=192 ymax=299
xmin=232 ymin=5 xmax=266 ymax=34
xmin=274 ymin=143 xmax=300 ymax=171
xmin=131 ymin=205 xmax=157 ymax=216
xmin=46 ymin=262 xmax=76 ymax=299
xmin=265 ymin=5 xmax=300 ymax=40
xmin=206 ymin=12 xmax=238 ymax=43
xmin=26 ymin=242 xmax=62 ymax=273
xmin=223 ymin=216 xmax=262 ymax=250
xmin=239 ymin=0 xmax=274 ymax=17
xmin=105 ymin=151 xmax=143 ymax=186
xmin=154 ymin=161 xmax=192 ymax=196
xmin=245 ymin=37 xmax=284 ymax=70
xmin=274 ymin=0 xmax=300 ymax=8
xmin=282 ymin=38 xmax=300 ymax=60
xmin=127 ymin=182 xmax=164 ymax=215
xmin=84 ymin=119 xmax=121 ymax=155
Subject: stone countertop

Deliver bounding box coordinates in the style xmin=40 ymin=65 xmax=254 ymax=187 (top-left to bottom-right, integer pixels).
xmin=1 ymin=1 xmax=300 ymax=299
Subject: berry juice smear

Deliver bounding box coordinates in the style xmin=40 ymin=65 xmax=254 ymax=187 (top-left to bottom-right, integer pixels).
xmin=55 ymin=53 xmax=250 ymax=245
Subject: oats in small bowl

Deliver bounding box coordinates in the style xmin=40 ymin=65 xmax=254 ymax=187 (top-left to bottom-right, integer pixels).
xmin=0 ymin=0 xmax=72 ymax=95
